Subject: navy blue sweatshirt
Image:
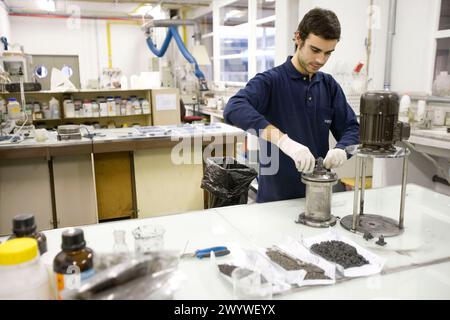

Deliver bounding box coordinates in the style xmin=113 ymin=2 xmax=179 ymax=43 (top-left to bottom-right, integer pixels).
xmin=224 ymin=56 xmax=360 ymax=202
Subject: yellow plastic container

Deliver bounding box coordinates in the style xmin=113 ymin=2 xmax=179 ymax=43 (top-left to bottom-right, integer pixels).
xmin=0 ymin=238 xmax=51 ymax=299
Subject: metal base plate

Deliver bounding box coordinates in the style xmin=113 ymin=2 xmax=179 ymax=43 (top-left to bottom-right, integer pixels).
xmin=340 ymin=214 xmax=404 ymax=237
xmin=296 ymin=212 xmax=337 ymax=228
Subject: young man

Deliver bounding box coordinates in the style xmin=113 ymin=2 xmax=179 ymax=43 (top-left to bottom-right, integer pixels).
xmin=224 ymin=8 xmax=360 ymax=203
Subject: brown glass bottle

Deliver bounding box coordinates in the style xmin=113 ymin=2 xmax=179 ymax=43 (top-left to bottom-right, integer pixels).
xmin=9 ymin=214 xmax=47 ymax=255
xmin=53 ymin=228 xmax=94 ymax=300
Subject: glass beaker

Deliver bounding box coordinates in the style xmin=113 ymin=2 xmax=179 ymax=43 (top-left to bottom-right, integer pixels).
xmin=112 ymin=230 xmax=129 ymax=254
xmin=231 ymin=267 xmax=272 ymax=300
xmin=132 ymin=224 xmax=165 ymax=254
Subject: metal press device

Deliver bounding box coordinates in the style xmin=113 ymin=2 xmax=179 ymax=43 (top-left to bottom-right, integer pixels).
xmin=340 ymin=91 xmax=411 ymax=237
xmin=296 ymin=157 xmax=338 ymax=228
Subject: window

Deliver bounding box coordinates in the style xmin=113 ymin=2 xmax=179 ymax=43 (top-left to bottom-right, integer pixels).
xmin=196 ymin=12 xmax=214 ymax=82
xmin=219 ymin=0 xmax=249 ymax=82
xmin=256 ymin=0 xmax=275 ymax=74
xmin=438 ymin=0 xmax=450 ymax=30
xmin=193 ymin=0 xmax=276 ymax=85
xmin=433 ymin=0 xmax=450 ymax=96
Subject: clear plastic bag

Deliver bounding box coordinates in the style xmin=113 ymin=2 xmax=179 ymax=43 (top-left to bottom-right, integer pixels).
xmin=62 ymin=251 xmax=182 ymax=300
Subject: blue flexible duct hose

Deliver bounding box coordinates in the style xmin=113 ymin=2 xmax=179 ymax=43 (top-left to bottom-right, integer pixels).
xmin=145 ymin=26 xmax=206 ymax=81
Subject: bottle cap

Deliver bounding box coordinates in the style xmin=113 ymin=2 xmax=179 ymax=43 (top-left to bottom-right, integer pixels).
xmin=0 ymin=238 xmax=38 ymax=265
xmin=61 ymin=228 xmax=86 ymax=251
xmin=12 ymin=214 xmax=37 ymax=236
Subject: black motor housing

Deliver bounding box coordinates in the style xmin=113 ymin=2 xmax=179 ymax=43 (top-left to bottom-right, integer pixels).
xmin=360 ymin=91 xmax=410 ymax=151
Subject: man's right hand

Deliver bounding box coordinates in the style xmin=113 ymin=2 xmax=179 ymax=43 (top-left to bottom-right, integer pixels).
xmin=277 ymin=134 xmax=315 ymax=173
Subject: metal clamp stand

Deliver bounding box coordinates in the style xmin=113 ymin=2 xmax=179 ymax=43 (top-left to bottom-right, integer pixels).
xmin=340 ymin=146 xmax=410 ymax=237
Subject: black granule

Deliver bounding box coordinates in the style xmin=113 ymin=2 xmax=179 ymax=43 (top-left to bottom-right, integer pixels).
xmin=218 ymin=264 xmax=268 ymax=283
xmin=310 ymin=240 xmax=369 ymax=269
xmin=265 ymin=248 xmax=330 ymax=280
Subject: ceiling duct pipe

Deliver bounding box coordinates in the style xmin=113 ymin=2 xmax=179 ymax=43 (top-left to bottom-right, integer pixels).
xmin=383 ymin=0 xmax=397 ymax=91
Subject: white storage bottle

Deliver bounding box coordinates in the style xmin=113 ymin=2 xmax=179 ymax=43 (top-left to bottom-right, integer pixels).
xmin=141 ymin=98 xmax=150 ymax=114
xmin=0 ymin=238 xmax=51 ymax=300
xmin=7 ymin=98 xmax=22 ymax=120
xmin=49 ymin=97 xmax=60 ymax=119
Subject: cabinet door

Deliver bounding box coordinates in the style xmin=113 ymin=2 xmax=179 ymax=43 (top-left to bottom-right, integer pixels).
xmin=53 ymin=155 xmax=98 ymax=228
xmin=94 ymin=152 xmax=135 ymax=221
xmin=0 ymin=158 xmax=53 ymax=235
xmin=134 ymin=147 xmax=204 ymax=218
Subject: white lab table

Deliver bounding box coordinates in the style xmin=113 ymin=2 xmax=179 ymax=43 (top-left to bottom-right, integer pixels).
xmin=39 ymin=184 xmax=450 ymax=299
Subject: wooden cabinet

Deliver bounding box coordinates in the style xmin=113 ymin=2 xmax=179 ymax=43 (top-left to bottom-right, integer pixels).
xmin=94 ymin=152 xmax=136 ymax=221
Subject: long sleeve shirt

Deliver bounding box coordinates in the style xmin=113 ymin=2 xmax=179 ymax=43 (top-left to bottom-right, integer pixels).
xmin=224 ymin=56 xmax=360 ymax=202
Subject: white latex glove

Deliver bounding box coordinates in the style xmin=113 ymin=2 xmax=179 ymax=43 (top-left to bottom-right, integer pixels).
xmin=323 ymin=148 xmax=347 ymax=169
xmin=277 ymin=134 xmax=315 ymax=173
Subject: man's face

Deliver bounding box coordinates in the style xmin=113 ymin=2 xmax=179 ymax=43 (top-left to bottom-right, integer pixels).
xmin=294 ymin=32 xmax=338 ymax=74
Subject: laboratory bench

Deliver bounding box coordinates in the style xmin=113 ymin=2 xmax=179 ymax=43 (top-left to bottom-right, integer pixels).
xmin=0 ymin=123 xmax=245 ymax=235
xmin=38 ymin=183 xmax=450 ymax=299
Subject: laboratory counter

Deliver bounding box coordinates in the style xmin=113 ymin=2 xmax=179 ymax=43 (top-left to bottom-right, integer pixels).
xmin=40 ymin=183 xmax=450 ymax=299
xmin=0 ymin=123 xmax=246 ymax=234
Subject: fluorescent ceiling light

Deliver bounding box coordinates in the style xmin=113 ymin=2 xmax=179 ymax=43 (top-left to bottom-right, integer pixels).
xmin=38 ymin=0 xmax=56 ymax=12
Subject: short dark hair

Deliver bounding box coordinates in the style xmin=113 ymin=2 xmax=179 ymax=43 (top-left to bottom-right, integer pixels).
xmin=297 ymin=8 xmax=341 ymax=41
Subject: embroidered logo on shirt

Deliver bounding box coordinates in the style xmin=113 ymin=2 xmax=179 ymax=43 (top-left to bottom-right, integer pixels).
xmin=324 ymin=119 xmax=332 ymax=124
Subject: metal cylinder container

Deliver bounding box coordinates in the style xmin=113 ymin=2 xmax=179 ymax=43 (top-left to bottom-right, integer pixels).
xmin=298 ymin=158 xmax=338 ymax=227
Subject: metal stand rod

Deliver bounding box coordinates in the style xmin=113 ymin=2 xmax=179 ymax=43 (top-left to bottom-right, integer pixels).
xmin=399 ymin=152 xmax=409 ymax=229
xmin=360 ymin=157 xmax=367 ymax=215
xmin=352 ymin=155 xmax=361 ymax=230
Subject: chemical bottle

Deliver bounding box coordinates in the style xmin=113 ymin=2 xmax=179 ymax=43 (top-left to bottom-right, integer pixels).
xmin=53 ymin=228 xmax=94 ymax=300
xmin=0 ymin=238 xmax=51 ymax=300
xmin=0 ymin=98 xmax=7 ymax=117
xmin=140 ymin=98 xmax=151 ymax=114
xmin=106 ymin=96 xmax=116 ymax=116
xmin=7 ymin=97 xmax=21 ymax=120
xmin=399 ymin=95 xmax=410 ymax=123
xmin=8 ymin=213 xmax=47 ymax=255
xmin=49 ymin=97 xmax=60 ymax=119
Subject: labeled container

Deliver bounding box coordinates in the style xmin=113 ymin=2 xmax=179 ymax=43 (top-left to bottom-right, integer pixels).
xmin=0 ymin=238 xmax=51 ymax=300
xmin=98 ymin=97 xmax=108 ymax=117
xmin=0 ymin=98 xmax=6 ymax=116
xmin=49 ymin=97 xmax=60 ymax=119
xmin=42 ymin=102 xmax=51 ymax=119
xmin=91 ymin=101 xmax=100 ymax=117
xmin=7 ymin=97 xmax=22 ymax=120
xmin=8 ymin=213 xmax=47 ymax=255
xmin=63 ymin=99 xmax=75 ymax=118
xmin=140 ymin=98 xmax=150 ymax=114
xmin=53 ymin=228 xmax=94 ymax=300
xmin=106 ymin=96 xmax=116 ymax=116
xmin=83 ymin=100 xmax=92 ymax=117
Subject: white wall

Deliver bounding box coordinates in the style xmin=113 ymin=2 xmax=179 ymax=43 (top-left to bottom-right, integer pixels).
xmin=0 ymin=2 xmax=10 ymax=42
xmin=9 ymin=16 xmax=154 ymax=88
xmin=390 ymin=0 xmax=440 ymax=94
xmin=298 ymin=0 xmax=370 ymax=78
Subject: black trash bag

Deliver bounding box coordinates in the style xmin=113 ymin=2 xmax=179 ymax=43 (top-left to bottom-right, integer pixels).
xmin=201 ymin=157 xmax=258 ymax=208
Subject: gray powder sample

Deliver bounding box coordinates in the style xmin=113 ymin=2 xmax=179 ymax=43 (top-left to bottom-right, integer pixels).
xmin=310 ymin=240 xmax=369 ymax=269
xmin=266 ymin=248 xmax=330 ymax=280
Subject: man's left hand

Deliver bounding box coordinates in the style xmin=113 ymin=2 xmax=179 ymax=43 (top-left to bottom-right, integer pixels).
xmin=323 ymin=148 xmax=347 ymax=169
